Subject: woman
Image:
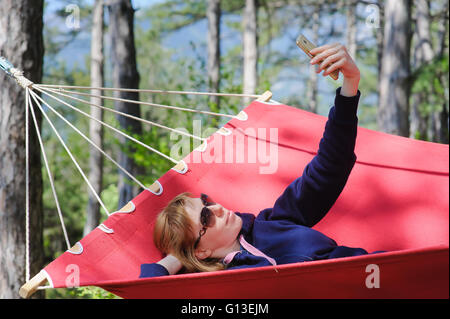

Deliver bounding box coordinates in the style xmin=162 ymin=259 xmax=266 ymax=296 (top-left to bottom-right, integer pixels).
xmin=140 ymin=43 xmax=376 ymax=278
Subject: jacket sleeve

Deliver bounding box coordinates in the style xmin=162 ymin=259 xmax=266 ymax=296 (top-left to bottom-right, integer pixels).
xmin=139 ymin=263 xmax=170 ymax=278
xmin=263 ymin=87 xmax=360 ymax=227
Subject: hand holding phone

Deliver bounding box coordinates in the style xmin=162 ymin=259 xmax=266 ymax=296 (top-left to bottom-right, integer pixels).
xmin=296 ymin=34 xmax=339 ymax=81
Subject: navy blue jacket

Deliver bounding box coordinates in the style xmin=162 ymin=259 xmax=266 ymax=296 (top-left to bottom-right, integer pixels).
xmin=140 ymin=87 xmax=370 ymax=278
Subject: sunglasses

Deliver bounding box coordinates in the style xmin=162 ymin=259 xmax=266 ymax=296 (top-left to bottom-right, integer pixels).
xmin=193 ymin=193 xmax=215 ymax=249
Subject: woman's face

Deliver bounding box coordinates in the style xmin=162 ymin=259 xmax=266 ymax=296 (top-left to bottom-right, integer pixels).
xmin=184 ymin=195 xmax=242 ymax=259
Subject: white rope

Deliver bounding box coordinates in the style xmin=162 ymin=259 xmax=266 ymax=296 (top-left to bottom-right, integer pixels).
xmin=37 ymin=86 xmax=206 ymax=143
xmin=25 ymin=88 xmax=30 ymax=283
xmin=29 ymin=90 xmax=111 ymax=216
xmin=10 ymin=68 xmax=33 ymax=89
xmin=36 ymin=84 xmax=261 ymax=99
xmin=30 ymin=90 xmax=148 ymax=191
xmin=37 ymin=285 xmax=52 ymax=290
xmin=28 ymin=91 xmax=71 ymax=250
xmin=34 ymin=85 xmax=236 ymax=119
xmin=34 ymin=86 xmax=180 ymax=166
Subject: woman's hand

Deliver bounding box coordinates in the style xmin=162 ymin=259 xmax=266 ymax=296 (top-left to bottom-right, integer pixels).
xmin=309 ymin=43 xmax=360 ymax=97
xmin=309 ymin=43 xmax=360 ymax=80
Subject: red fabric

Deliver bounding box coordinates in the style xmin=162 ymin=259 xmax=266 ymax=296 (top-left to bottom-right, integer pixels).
xmin=43 ymin=101 xmax=449 ymax=298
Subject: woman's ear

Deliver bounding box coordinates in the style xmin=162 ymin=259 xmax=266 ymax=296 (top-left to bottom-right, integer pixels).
xmin=195 ymin=248 xmax=212 ymax=260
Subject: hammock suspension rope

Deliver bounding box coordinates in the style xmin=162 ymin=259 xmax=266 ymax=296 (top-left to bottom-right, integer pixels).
xmin=1 ymin=56 xmax=274 ymax=293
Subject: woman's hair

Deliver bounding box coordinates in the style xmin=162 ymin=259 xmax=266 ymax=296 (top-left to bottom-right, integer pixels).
xmin=153 ymin=192 xmax=225 ymax=273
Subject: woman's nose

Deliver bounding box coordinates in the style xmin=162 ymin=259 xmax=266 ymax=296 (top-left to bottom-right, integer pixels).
xmin=210 ymin=204 xmax=224 ymax=217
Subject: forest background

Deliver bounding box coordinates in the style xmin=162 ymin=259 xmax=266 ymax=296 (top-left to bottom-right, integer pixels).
xmin=0 ymin=0 xmax=448 ymax=299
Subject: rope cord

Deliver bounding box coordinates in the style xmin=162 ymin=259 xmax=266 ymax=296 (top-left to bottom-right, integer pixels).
xmin=25 ymin=88 xmax=30 ymax=283
xmin=36 ymin=84 xmax=261 ymax=99
xmin=35 ymin=86 xmax=236 ymax=119
xmin=36 ymin=86 xmax=206 ymax=143
xmin=31 ymin=89 xmax=148 ymax=191
xmin=29 ymin=90 xmax=111 ymax=216
xmin=34 ymin=86 xmax=180 ymax=166
xmin=28 ymin=90 xmax=71 ymax=250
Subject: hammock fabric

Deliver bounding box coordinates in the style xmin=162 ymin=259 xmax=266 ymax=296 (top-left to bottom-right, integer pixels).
xmin=42 ymin=100 xmax=449 ymax=298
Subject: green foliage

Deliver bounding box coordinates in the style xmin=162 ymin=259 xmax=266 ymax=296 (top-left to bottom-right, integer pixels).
xmin=411 ymin=54 xmax=449 ymax=116
xmin=45 ymin=286 xmax=119 ymax=299
xmin=71 ymin=286 xmax=120 ymax=299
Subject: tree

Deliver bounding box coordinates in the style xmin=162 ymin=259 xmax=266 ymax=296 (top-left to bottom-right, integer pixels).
xmin=410 ymin=0 xmax=434 ymax=140
xmin=430 ymin=0 xmax=449 ymax=143
xmin=108 ymin=0 xmax=143 ymax=209
xmin=207 ymin=0 xmax=221 ymax=110
xmin=242 ymin=0 xmax=258 ymax=105
xmin=306 ymin=1 xmax=322 ymax=113
xmin=85 ymin=0 xmax=105 ymax=236
xmin=377 ymin=0 xmax=411 ymax=136
xmin=0 ymin=0 xmax=44 ymax=298
xmin=409 ymin=0 xmax=449 ymax=143
xmin=345 ymin=0 xmax=357 ymax=59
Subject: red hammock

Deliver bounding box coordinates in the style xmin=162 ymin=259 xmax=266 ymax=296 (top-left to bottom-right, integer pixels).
xmin=40 ymin=100 xmax=449 ymax=298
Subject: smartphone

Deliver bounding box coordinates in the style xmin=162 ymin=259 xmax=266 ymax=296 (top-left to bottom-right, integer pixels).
xmin=296 ymin=34 xmax=339 ymax=81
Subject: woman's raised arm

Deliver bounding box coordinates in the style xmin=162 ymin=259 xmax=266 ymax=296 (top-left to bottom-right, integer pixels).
xmin=261 ymin=44 xmax=361 ymax=227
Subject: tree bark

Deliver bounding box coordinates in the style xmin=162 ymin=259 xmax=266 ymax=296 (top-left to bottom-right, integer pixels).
xmin=306 ymin=2 xmax=321 ymax=113
xmin=242 ymin=0 xmax=258 ymax=105
xmin=85 ymin=0 xmax=105 ymax=236
xmin=431 ymin=0 xmax=449 ymax=143
xmin=0 ymin=0 xmax=44 ymax=298
xmin=108 ymin=0 xmax=142 ymax=209
xmin=410 ymin=0 xmax=434 ymax=140
xmin=346 ymin=0 xmax=357 ymax=60
xmin=377 ymin=0 xmax=411 ymax=137
xmin=207 ymin=0 xmax=221 ymax=110
xmin=376 ymin=0 xmax=385 ymax=98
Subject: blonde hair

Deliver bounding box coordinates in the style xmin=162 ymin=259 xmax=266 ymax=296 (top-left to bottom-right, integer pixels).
xmin=153 ymin=192 xmax=225 ymax=273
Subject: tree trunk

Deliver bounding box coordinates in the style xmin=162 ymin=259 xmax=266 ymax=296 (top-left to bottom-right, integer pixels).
xmin=108 ymin=0 xmax=142 ymax=209
xmin=410 ymin=0 xmax=434 ymax=140
xmin=431 ymin=0 xmax=449 ymax=143
xmin=306 ymin=2 xmax=321 ymax=113
xmin=376 ymin=0 xmax=385 ymax=98
xmin=0 ymin=0 xmax=44 ymax=298
xmin=242 ymin=0 xmax=258 ymax=105
xmin=84 ymin=0 xmax=105 ymax=236
xmin=377 ymin=0 xmax=411 ymax=137
xmin=207 ymin=0 xmax=221 ymax=111
xmin=346 ymin=0 xmax=357 ymax=60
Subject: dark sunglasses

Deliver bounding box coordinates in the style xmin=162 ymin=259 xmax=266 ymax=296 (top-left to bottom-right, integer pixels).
xmin=193 ymin=193 xmax=215 ymax=249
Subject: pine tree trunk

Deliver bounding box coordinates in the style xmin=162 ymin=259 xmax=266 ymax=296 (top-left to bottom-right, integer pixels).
xmin=108 ymin=0 xmax=142 ymax=209
xmin=0 ymin=0 xmax=44 ymax=298
xmin=432 ymin=0 xmax=449 ymax=143
xmin=207 ymin=0 xmax=221 ymax=112
xmin=377 ymin=0 xmax=411 ymax=137
xmin=410 ymin=0 xmax=434 ymax=140
xmin=85 ymin=0 xmax=105 ymax=236
xmin=306 ymin=2 xmax=320 ymax=114
xmin=376 ymin=1 xmax=385 ymax=99
xmin=346 ymin=0 xmax=357 ymax=60
xmin=243 ymin=0 xmax=258 ymax=105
